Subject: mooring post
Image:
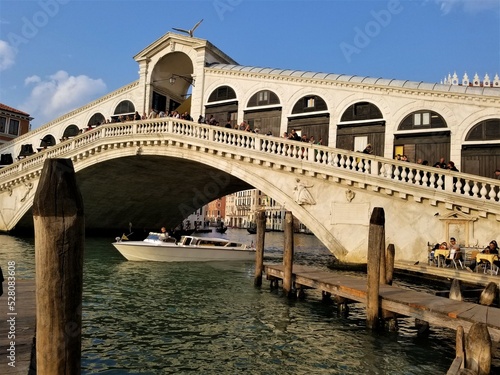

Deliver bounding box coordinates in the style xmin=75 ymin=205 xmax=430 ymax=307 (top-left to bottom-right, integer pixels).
xmin=385 ymin=244 xmax=395 ymax=286
xmin=283 ymin=211 xmax=294 ymax=297
xmin=449 ymin=279 xmax=463 ymax=301
xmin=382 ymin=244 xmax=397 ymax=331
xmin=33 ymin=159 xmax=85 ymax=375
xmin=367 ymin=207 xmax=384 ymax=330
xmin=479 ymin=282 xmax=498 ymax=306
xmin=465 ymin=322 xmax=492 ymax=375
xmin=254 ymin=209 xmax=266 ymax=286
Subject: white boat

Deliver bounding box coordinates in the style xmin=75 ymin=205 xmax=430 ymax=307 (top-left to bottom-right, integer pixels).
xmin=112 ymin=232 xmax=255 ymax=262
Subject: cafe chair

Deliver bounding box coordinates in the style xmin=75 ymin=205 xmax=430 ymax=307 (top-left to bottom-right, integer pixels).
xmin=483 ymin=261 xmax=499 ymax=276
xmin=451 ymin=255 xmax=464 ymax=270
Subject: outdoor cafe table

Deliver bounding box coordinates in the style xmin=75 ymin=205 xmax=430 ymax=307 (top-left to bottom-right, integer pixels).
xmin=475 ymin=253 xmax=499 ymax=273
xmin=434 ymin=249 xmax=449 ymax=267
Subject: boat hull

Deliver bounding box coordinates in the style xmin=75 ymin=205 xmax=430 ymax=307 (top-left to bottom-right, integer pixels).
xmin=112 ymin=241 xmax=255 ymax=262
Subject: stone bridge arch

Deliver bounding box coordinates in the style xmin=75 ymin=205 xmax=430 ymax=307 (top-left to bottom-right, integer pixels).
xmin=3 ymin=119 xmax=500 ymax=263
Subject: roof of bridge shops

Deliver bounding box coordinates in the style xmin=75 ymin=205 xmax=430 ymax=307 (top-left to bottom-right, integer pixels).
xmin=205 ymin=62 xmax=500 ymax=97
xmin=138 ymin=31 xmax=500 ymax=99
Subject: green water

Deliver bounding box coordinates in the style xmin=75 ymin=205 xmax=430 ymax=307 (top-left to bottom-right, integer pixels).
xmin=1 ymin=230 xmax=497 ymax=374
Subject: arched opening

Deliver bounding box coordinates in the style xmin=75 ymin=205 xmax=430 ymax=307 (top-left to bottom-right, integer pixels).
xmin=462 ymin=118 xmax=500 ymax=177
xmin=39 ymin=134 xmax=56 ymax=149
xmin=204 ymin=86 xmax=238 ymax=127
xmin=88 ymin=113 xmax=105 ymax=127
xmin=62 ymin=124 xmax=80 ymax=139
xmin=113 ymin=100 xmax=136 ymax=122
xmin=337 ymin=102 xmax=384 ymax=155
xmin=394 ymin=110 xmax=449 ymax=164
xmin=150 ymin=52 xmax=194 ymax=116
xmin=288 ymin=95 xmax=329 ymax=145
xmin=244 ymin=90 xmax=281 ymax=135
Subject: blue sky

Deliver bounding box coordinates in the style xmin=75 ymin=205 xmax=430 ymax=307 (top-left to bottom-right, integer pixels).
xmin=0 ymin=0 xmax=499 ymax=129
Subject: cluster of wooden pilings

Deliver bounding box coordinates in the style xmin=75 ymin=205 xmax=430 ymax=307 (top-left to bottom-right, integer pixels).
xmin=254 ymin=206 xmax=496 ymax=375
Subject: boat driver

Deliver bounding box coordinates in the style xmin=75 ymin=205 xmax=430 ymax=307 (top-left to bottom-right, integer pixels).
xmin=159 ymin=227 xmax=169 ymax=241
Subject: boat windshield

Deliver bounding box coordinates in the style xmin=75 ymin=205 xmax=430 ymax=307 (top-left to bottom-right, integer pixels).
xmin=144 ymin=233 xmax=160 ymax=242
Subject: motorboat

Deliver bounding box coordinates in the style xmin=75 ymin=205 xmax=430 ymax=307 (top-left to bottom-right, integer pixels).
xmin=112 ymin=232 xmax=255 ymax=262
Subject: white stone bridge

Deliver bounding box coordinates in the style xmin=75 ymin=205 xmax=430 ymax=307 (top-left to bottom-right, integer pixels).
xmin=1 ymin=119 xmax=500 ymax=263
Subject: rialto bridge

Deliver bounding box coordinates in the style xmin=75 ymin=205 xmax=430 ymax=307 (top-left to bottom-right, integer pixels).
xmin=1 ymin=119 xmax=500 ymax=264
xmin=1 ymin=31 xmax=500 ymax=263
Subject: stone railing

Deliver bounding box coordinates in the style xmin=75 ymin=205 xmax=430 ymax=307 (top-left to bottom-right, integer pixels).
xmin=2 ymin=118 xmax=500 ymax=205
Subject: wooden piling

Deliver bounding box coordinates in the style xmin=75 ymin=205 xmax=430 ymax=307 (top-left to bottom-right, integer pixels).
xmin=385 ymin=244 xmax=395 ymax=286
xmin=366 ymin=207 xmax=384 ymax=330
xmin=449 ymin=279 xmax=463 ymax=301
xmin=33 ymin=159 xmax=85 ymax=375
xmin=283 ymin=211 xmax=294 ymax=297
xmin=465 ymin=323 xmax=492 ymax=375
xmin=254 ymin=210 xmax=266 ymax=287
xmin=479 ymin=282 xmax=498 ymax=306
xmin=381 ymin=244 xmax=397 ymax=330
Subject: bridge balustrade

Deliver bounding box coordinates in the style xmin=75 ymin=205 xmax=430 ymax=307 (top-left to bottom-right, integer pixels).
xmin=1 ymin=118 xmax=500 ymax=205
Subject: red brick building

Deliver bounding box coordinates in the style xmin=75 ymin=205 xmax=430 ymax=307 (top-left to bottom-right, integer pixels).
xmin=0 ymin=103 xmax=31 ymax=146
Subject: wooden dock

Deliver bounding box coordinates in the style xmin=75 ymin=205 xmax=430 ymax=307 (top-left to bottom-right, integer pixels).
xmin=264 ymin=264 xmax=500 ymax=342
xmin=0 ymin=279 xmax=35 ymax=375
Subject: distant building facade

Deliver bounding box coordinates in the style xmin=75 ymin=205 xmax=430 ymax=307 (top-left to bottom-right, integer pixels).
xmin=0 ymin=103 xmax=31 ymax=145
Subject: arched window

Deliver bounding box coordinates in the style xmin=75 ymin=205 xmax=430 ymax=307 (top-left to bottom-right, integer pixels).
xmin=63 ymin=124 xmax=80 ymax=138
xmin=398 ymin=110 xmax=447 ymax=130
xmin=247 ymin=90 xmax=280 ymax=107
xmin=208 ymin=86 xmax=236 ymax=102
xmin=465 ymin=119 xmax=500 ymax=141
xmin=291 ymin=95 xmax=327 ymax=114
xmin=40 ymin=134 xmax=56 ymax=148
xmin=88 ymin=113 xmax=105 ymax=126
xmin=340 ymin=102 xmax=382 ymax=122
xmin=114 ymin=100 xmax=135 ymax=115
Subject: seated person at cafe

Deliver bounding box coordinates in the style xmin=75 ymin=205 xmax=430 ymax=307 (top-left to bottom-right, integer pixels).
xmin=445 ymin=237 xmax=462 ymax=267
xmin=466 ymin=240 xmax=499 ymax=272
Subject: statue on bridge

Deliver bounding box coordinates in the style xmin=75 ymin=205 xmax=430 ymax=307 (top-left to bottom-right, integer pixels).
xmin=294 ymin=178 xmax=315 ymax=205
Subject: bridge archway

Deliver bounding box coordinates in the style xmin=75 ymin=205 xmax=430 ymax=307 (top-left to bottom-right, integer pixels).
xmin=150 ymin=51 xmax=194 ymax=114
xmin=63 ymin=124 xmax=80 ymax=139
xmin=393 ymin=110 xmax=449 ymax=164
xmin=461 ymin=118 xmax=500 ymax=177
xmin=204 ymin=85 xmax=238 ymax=126
xmin=244 ymin=89 xmax=282 ymax=135
xmin=88 ymin=113 xmax=105 ymax=126
xmin=337 ymin=101 xmax=385 ymax=156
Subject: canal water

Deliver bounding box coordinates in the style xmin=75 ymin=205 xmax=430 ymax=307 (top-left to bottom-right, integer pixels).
xmin=1 ymin=229 xmax=498 ymax=374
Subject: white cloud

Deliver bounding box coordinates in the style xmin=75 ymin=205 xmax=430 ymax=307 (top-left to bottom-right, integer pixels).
xmin=24 ymin=75 xmax=41 ymax=85
xmin=21 ymin=70 xmax=107 ymax=127
xmin=434 ymin=0 xmax=500 ymax=14
xmin=0 ymin=40 xmax=16 ymax=71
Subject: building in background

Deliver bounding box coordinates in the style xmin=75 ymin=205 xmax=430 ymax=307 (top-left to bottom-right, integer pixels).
xmin=0 ymin=104 xmax=32 ymax=166
xmin=206 ymin=197 xmax=226 ymax=226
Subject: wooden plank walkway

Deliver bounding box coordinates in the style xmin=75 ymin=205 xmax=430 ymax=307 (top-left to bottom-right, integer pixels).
xmin=264 ymin=264 xmax=500 ymax=342
xmin=0 ymin=279 xmax=35 ymax=375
